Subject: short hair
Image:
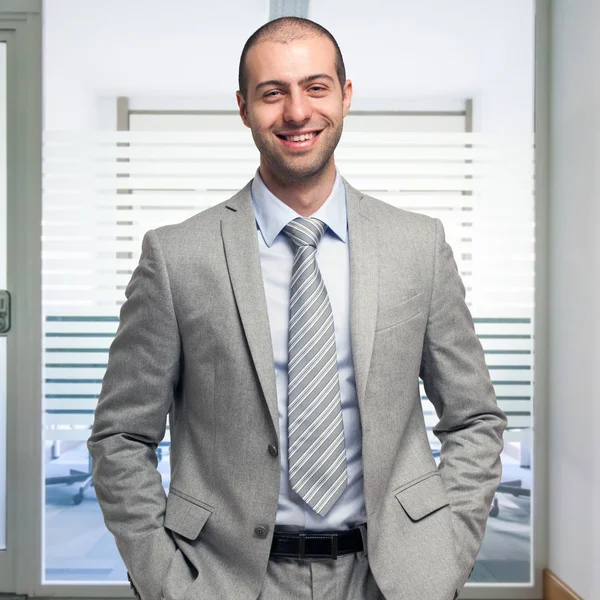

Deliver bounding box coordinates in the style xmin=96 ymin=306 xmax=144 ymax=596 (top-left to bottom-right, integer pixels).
xmin=238 ymin=17 xmax=346 ymax=100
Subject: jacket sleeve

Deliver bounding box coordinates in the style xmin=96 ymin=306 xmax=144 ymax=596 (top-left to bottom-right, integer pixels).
xmin=87 ymin=229 xmax=179 ymax=600
xmin=419 ymin=218 xmax=508 ymax=590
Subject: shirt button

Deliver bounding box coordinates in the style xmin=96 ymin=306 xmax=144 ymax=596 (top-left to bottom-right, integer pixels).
xmin=254 ymin=526 xmax=268 ymax=538
xmin=268 ymin=444 xmax=278 ymax=457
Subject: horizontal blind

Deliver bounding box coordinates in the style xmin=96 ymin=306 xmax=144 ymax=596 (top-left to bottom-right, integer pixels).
xmin=42 ymin=112 xmax=534 ymax=446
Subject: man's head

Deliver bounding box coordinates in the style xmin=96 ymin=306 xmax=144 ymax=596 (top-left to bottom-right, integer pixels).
xmin=238 ymin=18 xmax=346 ymax=101
xmin=236 ymin=18 xmax=352 ymax=189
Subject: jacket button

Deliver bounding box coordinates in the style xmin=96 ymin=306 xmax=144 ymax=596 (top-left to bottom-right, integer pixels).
xmin=268 ymin=444 xmax=278 ymax=457
xmin=254 ymin=526 xmax=268 ymax=538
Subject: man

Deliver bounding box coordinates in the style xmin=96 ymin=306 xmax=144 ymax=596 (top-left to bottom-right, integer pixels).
xmin=88 ymin=17 xmax=507 ymax=600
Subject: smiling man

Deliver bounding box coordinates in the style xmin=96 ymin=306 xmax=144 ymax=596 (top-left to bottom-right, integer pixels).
xmin=88 ymin=17 xmax=507 ymax=600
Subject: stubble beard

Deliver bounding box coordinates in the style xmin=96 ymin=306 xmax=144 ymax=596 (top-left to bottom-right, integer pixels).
xmin=252 ymin=123 xmax=343 ymax=186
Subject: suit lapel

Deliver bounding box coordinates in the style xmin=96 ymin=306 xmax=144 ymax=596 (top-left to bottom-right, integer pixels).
xmin=220 ymin=180 xmax=379 ymax=437
xmin=345 ymin=181 xmax=379 ymax=409
xmin=221 ymin=184 xmax=279 ymax=439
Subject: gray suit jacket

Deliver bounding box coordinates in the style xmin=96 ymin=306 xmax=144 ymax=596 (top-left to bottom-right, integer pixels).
xmin=88 ymin=180 xmax=507 ymax=600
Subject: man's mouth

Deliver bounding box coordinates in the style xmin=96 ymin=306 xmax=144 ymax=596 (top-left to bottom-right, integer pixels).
xmin=277 ymin=131 xmax=321 ymax=142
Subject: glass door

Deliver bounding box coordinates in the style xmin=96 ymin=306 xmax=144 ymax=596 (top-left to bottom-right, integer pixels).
xmin=0 ymin=39 xmax=7 ymax=555
xmin=0 ymin=3 xmax=43 ymax=595
xmin=0 ymin=32 xmax=14 ymax=593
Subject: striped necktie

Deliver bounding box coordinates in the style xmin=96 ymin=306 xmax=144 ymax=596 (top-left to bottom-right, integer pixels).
xmin=283 ymin=217 xmax=348 ymax=516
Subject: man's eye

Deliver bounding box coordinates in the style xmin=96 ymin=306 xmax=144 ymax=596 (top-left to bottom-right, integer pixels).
xmin=264 ymin=90 xmax=282 ymax=98
xmin=309 ymin=86 xmax=326 ymax=93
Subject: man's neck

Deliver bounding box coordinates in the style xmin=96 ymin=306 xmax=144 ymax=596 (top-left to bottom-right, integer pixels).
xmin=258 ymin=163 xmax=337 ymax=217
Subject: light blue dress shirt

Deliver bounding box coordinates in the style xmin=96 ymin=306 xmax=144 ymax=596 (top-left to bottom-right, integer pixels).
xmin=251 ymin=170 xmax=366 ymax=532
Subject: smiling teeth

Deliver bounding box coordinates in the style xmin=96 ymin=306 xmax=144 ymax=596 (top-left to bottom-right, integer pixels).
xmin=286 ymin=132 xmax=317 ymax=142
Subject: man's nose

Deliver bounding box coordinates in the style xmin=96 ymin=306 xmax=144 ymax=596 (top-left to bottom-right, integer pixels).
xmin=283 ymin=91 xmax=311 ymax=124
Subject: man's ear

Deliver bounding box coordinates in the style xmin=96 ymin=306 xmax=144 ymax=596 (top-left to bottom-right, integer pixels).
xmin=342 ymin=79 xmax=353 ymax=118
xmin=236 ymin=91 xmax=251 ymax=128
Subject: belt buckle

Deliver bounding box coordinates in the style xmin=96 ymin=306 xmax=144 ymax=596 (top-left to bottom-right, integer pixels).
xmin=295 ymin=531 xmax=339 ymax=560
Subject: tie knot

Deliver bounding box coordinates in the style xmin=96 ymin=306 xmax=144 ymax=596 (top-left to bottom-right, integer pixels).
xmin=283 ymin=217 xmax=326 ymax=249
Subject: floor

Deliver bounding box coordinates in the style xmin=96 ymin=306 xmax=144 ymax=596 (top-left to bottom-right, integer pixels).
xmin=43 ymin=444 xmax=532 ymax=585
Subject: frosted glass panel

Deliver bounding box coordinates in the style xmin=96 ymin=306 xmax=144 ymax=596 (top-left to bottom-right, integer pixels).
xmin=42 ymin=0 xmax=535 ymax=588
xmin=42 ymin=114 xmax=534 ymax=584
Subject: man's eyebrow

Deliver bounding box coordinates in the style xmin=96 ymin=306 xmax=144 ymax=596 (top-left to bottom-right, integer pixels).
xmin=299 ymin=74 xmax=335 ymax=86
xmin=255 ymin=79 xmax=287 ymax=91
xmin=254 ymin=74 xmax=335 ymax=91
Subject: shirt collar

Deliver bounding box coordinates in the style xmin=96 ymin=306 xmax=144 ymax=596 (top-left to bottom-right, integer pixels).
xmin=251 ymin=169 xmax=348 ymax=247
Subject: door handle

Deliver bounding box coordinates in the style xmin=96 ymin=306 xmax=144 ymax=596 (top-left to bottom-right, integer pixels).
xmin=0 ymin=290 xmax=11 ymax=333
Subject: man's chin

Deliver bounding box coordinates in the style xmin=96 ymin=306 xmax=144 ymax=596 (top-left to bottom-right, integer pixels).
xmin=266 ymin=155 xmax=334 ymax=183
xmin=275 ymin=165 xmax=330 ymax=185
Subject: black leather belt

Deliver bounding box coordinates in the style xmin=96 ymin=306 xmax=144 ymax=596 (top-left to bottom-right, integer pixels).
xmin=270 ymin=526 xmax=365 ymax=560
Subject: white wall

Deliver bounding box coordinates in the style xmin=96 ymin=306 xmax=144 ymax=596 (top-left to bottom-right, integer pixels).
xmin=43 ymin=0 xmax=534 ymax=136
xmin=549 ymin=1 xmax=600 ymax=598
xmin=312 ymin=0 xmax=534 ymax=135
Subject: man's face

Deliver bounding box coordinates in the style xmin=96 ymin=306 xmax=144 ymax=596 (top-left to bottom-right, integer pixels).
xmin=237 ymin=36 xmax=352 ymax=185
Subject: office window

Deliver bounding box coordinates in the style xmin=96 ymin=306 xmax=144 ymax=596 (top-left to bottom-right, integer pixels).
xmin=41 ymin=0 xmax=535 ymax=592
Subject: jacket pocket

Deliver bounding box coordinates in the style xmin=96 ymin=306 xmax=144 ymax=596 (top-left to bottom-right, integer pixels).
xmin=394 ymin=471 xmax=450 ymax=521
xmin=164 ymin=488 xmax=213 ymax=540
xmin=376 ymin=292 xmax=424 ymax=332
